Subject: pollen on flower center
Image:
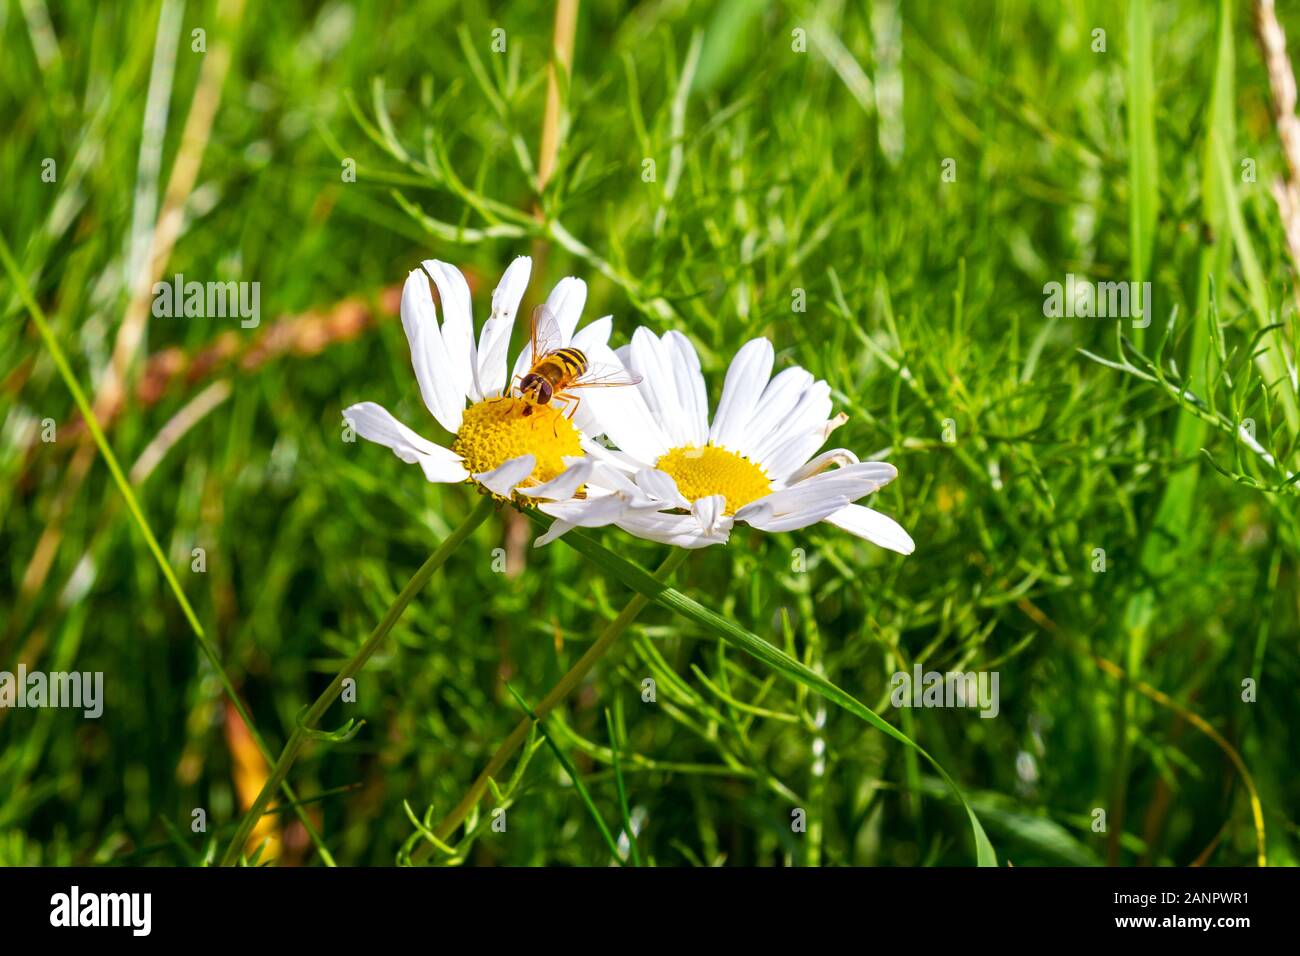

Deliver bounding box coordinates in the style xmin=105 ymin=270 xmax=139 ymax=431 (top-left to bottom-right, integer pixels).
xmin=655 ymin=444 xmax=771 ymax=515
xmin=452 ymin=397 xmax=582 ymax=494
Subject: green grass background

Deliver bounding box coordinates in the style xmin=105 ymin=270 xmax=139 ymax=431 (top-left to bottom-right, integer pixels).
xmin=2 ymin=0 xmax=1298 ymax=866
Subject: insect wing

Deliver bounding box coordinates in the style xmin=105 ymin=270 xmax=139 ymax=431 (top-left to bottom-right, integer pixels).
xmin=528 ymin=304 xmax=564 ymax=365
xmin=566 ymin=361 xmax=644 ymax=390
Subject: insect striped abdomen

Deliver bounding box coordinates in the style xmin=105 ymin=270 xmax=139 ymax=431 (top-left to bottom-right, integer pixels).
xmin=521 ymin=347 xmax=588 ymax=407
xmin=537 ymin=348 xmax=587 ymax=386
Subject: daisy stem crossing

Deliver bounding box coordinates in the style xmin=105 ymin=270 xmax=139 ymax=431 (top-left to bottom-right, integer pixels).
xmin=413 ymin=546 xmax=691 ymax=861
xmin=218 ymin=495 xmax=495 ymax=866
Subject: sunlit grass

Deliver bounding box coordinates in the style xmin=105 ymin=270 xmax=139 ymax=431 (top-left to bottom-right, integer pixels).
xmin=1 ymin=0 xmax=1297 ymax=866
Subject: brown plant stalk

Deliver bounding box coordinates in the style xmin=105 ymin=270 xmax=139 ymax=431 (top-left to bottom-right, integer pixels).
xmin=1255 ymin=0 xmax=1300 ymax=312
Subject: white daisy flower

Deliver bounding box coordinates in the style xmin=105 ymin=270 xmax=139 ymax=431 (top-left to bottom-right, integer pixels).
xmin=535 ymin=331 xmax=915 ymax=554
xmin=344 ymin=257 xmax=630 ymax=502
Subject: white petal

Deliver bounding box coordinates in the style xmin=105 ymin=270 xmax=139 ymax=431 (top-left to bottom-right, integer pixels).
xmin=580 ymin=440 xmax=649 ymax=476
xmin=747 ymin=466 xmax=898 ymax=519
xmin=567 ymin=341 xmax=626 ymax=437
xmin=534 ymin=518 xmax=577 ymax=547
xmin=571 ymin=404 xmax=601 ymax=439
xmin=584 ymin=461 xmax=676 ymax=509
xmin=586 ymin=459 xmax=643 ymax=494
xmin=477 ymin=256 xmax=531 ymax=398
xmin=585 ymin=377 xmax=672 ymax=465
xmin=570 ymin=315 xmax=612 ymax=354
xmin=545 ymin=276 xmax=588 ymax=342
xmin=824 ymin=503 xmax=915 ymax=555
xmin=795 ymin=460 xmax=897 ymax=495
xmin=474 ymin=454 xmax=535 ymax=497
xmin=540 ymin=493 xmax=630 ymax=525
xmin=692 ymin=494 xmax=726 ymax=535
xmin=628 ymin=328 xmax=688 ymax=446
xmin=423 ymin=260 xmax=477 ymax=402
xmin=744 ymin=367 xmax=814 ymax=451
xmin=786 ymin=448 xmax=861 ymax=483
xmin=517 ymin=458 xmax=593 ymax=501
xmin=343 ymin=402 xmax=468 ymax=483
xmin=569 ymin=341 xmax=638 ymax=441
xmin=737 ymin=476 xmax=863 ymax=525
xmin=709 ymin=338 xmax=774 ymax=453
xmin=634 ymin=468 xmax=691 ymax=509
xmin=751 ymin=380 xmax=832 ymax=458
xmin=536 ymin=494 xmax=636 ymax=547
xmin=399 ymin=270 xmax=462 ymax=433
xmin=664 ymin=331 xmax=709 ymax=446
xmin=510 ymin=336 xmax=534 ymax=388
xmin=762 ymin=431 xmax=830 ymax=484
xmin=739 ymin=495 xmax=851 ymax=533
xmin=738 ymin=482 xmax=838 ymax=518
xmin=617 ymin=510 xmax=731 ymax=548
xmin=752 ymin=381 xmax=833 ymax=477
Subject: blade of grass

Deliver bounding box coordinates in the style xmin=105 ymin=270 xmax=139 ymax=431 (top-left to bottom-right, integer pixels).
xmin=541 ymin=518 xmax=998 ymax=867
xmin=605 ymin=706 xmax=643 ymax=866
xmin=1127 ymin=0 xmax=1158 ymax=323
xmin=1113 ymin=0 xmax=1234 ymax=864
xmin=0 ymin=231 xmax=336 ymax=866
xmin=502 ymin=682 xmax=625 ymax=865
xmin=412 ymin=546 xmax=692 ymax=861
xmin=217 ymin=494 xmax=495 ymax=865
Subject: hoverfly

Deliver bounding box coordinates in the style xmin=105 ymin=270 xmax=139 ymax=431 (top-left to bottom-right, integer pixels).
xmin=514 ymin=304 xmax=642 ymax=419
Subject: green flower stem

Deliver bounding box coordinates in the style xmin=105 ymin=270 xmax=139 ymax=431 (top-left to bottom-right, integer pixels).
xmin=413 ymin=546 xmax=690 ymax=861
xmin=218 ymin=495 xmax=495 ymax=866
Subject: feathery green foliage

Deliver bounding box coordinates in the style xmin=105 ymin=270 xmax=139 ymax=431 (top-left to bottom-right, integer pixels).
xmin=2 ymin=0 xmax=1297 ymax=867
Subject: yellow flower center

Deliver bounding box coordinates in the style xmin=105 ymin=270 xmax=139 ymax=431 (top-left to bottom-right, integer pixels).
xmin=655 ymin=445 xmax=771 ymax=515
xmin=452 ymin=397 xmax=582 ymax=496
